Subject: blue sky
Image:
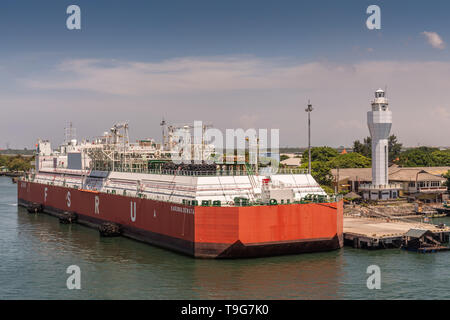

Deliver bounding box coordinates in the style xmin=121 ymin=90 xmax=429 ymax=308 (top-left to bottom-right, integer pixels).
xmin=1 ymin=0 xmax=450 ymax=148
xmin=3 ymin=0 xmax=449 ymax=61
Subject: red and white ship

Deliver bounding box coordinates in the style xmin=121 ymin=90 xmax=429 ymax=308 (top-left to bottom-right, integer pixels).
xmin=18 ymin=122 xmax=343 ymax=258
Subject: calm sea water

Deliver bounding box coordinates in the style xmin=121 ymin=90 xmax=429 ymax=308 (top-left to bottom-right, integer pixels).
xmin=1 ymin=176 xmax=450 ymax=300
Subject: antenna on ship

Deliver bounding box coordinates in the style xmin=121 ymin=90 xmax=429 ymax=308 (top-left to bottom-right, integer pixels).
xmin=160 ymin=118 xmax=166 ymax=151
xmin=64 ymin=122 xmax=76 ymax=145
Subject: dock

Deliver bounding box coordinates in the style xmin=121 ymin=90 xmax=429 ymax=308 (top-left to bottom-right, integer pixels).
xmin=343 ymin=216 xmax=450 ymax=249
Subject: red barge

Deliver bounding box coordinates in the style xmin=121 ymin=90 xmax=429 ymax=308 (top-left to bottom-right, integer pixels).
xmin=18 ymin=123 xmax=343 ymax=258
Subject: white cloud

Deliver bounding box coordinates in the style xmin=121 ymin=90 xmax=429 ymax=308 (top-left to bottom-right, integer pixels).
xmin=421 ymin=31 xmax=445 ymax=49
xmin=23 ymin=57 xmax=450 ymax=98
xmin=24 ymin=57 xmax=278 ymax=96
xmin=434 ymin=106 xmax=450 ymax=120
xmin=8 ymin=56 xmax=450 ymax=147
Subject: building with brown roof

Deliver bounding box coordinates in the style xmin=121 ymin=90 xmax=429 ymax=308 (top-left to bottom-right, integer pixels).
xmin=331 ymin=166 xmax=449 ymax=202
xmin=280 ymin=157 xmax=302 ymax=167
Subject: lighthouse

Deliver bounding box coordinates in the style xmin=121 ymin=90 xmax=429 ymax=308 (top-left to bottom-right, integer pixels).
xmin=368 ymin=89 xmax=391 ymax=186
xmin=360 ymin=89 xmax=400 ymax=200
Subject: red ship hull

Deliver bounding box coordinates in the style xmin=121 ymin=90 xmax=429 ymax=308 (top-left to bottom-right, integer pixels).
xmin=18 ymin=180 xmax=343 ymax=258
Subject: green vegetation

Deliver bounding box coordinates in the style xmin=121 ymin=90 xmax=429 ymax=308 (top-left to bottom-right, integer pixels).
xmin=0 ymin=155 xmax=33 ymax=172
xmin=443 ymin=170 xmax=450 ymax=192
xmin=352 ymin=135 xmax=450 ymax=167
xmin=301 ymin=146 xmax=338 ymax=163
xmin=300 ymin=147 xmax=371 ymax=189
xmin=388 ymin=135 xmax=403 ymax=162
xmin=283 ymin=134 xmax=449 ymax=194
xmin=352 ymin=137 xmax=372 ymax=158
xmin=328 ymin=152 xmax=371 ymax=169
xmin=397 ymin=147 xmax=450 ymax=167
xmin=302 ymin=161 xmax=333 ymax=186
xmin=320 ymin=185 xmax=335 ymax=195
xmin=0 ymin=156 xmax=8 ymax=167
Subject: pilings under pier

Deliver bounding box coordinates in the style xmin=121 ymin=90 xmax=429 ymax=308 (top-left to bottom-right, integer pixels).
xmin=343 ymin=216 xmax=450 ymax=249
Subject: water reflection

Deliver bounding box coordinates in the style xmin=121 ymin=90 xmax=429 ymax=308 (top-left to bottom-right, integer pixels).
xmin=190 ymin=251 xmax=344 ymax=299
xmin=14 ymin=204 xmax=346 ymax=299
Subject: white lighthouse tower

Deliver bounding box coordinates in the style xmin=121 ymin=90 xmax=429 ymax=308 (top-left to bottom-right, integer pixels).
xmin=368 ymin=89 xmax=391 ymax=186
xmin=361 ymin=89 xmax=400 ymax=200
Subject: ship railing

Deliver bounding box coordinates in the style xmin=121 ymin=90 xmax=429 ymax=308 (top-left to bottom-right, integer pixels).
xmin=112 ymin=167 xmax=308 ymax=176
xmin=191 ymin=194 xmax=343 ymax=208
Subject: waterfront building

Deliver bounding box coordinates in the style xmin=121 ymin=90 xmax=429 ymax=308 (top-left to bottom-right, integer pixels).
xmin=280 ymin=157 xmax=302 ymax=167
xmin=331 ymin=166 xmax=449 ymax=203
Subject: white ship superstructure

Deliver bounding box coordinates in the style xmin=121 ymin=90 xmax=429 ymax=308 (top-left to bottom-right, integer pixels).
xmin=30 ymin=122 xmax=327 ymax=206
xmin=20 ymin=121 xmax=343 ymax=259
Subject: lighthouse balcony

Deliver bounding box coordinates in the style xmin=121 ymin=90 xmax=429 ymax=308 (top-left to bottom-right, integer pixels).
xmin=359 ymin=183 xmax=402 ymax=190
xmin=359 ymin=183 xmax=402 ymax=201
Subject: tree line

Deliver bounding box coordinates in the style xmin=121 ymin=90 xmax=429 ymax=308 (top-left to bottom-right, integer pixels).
xmin=352 ymin=135 xmax=450 ymax=167
xmin=298 ymin=134 xmax=450 ymax=193
xmin=0 ymin=155 xmax=33 ymax=172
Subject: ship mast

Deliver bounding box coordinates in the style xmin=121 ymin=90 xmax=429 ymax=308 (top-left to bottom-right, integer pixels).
xmin=160 ymin=118 xmax=166 ymax=151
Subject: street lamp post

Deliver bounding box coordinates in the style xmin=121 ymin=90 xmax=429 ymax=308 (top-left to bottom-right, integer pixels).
xmin=305 ymin=101 xmax=313 ymax=175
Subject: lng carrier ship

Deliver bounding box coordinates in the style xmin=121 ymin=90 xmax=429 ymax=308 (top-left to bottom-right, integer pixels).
xmin=18 ymin=122 xmax=343 ymax=258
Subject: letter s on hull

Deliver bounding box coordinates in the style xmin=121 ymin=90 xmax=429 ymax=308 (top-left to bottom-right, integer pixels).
xmin=66 ymin=191 xmax=71 ymax=208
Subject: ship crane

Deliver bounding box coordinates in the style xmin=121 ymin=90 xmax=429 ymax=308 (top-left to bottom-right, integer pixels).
xmin=164 ymin=122 xmax=213 ymax=161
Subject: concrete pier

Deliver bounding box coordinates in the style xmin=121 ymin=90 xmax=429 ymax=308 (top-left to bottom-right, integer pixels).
xmin=343 ymin=216 xmax=450 ymax=249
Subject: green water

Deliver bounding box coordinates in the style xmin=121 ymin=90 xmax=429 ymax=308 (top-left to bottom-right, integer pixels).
xmin=1 ymin=176 xmax=450 ymax=299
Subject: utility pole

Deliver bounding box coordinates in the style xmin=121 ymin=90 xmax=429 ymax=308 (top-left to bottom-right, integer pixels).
xmin=256 ymin=137 xmax=259 ymax=174
xmin=305 ymin=101 xmax=313 ymax=174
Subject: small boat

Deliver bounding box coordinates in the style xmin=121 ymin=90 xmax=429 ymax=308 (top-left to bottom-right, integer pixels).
xmin=433 ymin=200 xmax=449 ymax=215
